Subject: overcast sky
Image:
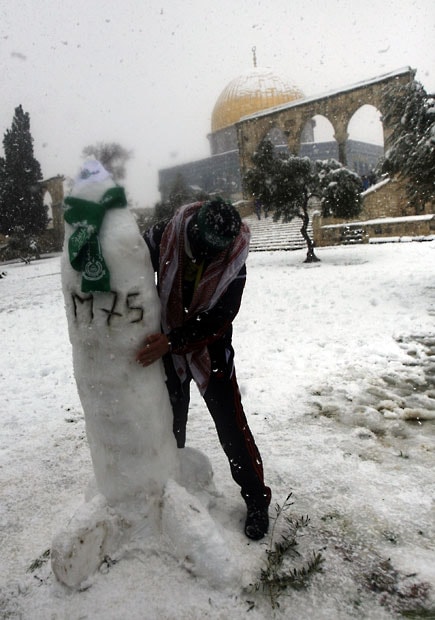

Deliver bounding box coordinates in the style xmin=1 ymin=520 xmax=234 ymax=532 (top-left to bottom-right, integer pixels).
xmin=1 ymin=0 xmax=434 ymax=208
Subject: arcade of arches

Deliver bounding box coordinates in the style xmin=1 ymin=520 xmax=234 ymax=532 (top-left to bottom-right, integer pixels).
xmin=236 ymin=67 xmax=414 ymax=180
xmin=159 ymin=67 xmax=417 ymax=221
xmin=232 ymin=65 xmax=435 ymax=243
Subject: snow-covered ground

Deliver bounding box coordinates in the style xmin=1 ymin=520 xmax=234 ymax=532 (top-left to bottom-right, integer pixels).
xmin=1 ymin=240 xmax=434 ymax=619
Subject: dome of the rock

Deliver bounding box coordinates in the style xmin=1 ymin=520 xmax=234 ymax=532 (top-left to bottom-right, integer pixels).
xmin=211 ymin=67 xmax=304 ymax=133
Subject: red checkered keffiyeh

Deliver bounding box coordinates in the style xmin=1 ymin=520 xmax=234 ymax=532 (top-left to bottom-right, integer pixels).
xmin=159 ymin=202 xmax=250 ymax=394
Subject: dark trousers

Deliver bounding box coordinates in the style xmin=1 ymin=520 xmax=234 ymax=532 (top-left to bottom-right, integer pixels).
xmin=163 ymin=347 xmax=271 ymax=508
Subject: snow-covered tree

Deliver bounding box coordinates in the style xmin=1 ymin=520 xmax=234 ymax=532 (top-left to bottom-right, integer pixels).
xmin=243 ymin=140 xmax=276 ymax=217
xmin=245 ymin=142 xmax=319 ymax=261
xmin=0 ymin=105 xmax=47 ymax=236
xmin=314 ymin=160 xmax=363 ymax=218
xmin=81 ymin=142 xmax=133 ymax=182
xmin=381 ymin=79 xmax=435 ymax=211
xmin=244 ymin=141 xmax=363 ymax=262
xmin=155 ymin=173 xmax=209 ymax=222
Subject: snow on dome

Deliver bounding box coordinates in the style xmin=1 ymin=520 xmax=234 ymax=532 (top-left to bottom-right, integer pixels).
xmin=211 ymin=67 xmax=304 ymax=133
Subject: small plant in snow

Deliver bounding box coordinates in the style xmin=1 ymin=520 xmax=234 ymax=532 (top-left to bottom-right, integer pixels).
xmin=249 ymin=493 xmax=324 ymax=609
xmin=27 ymin=549 xmax=50 ymax=572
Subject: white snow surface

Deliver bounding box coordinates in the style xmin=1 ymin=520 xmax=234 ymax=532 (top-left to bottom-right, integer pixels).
xmin=1 ymin=240 xmax=435 ymax=619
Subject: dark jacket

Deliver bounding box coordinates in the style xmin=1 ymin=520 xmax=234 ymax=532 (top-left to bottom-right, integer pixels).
xmin=144 ymin=219 xmax=246 ymax=358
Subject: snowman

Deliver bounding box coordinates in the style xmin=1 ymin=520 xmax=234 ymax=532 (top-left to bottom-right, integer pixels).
xmin=51 ymin=161 xmax=238 ymax=589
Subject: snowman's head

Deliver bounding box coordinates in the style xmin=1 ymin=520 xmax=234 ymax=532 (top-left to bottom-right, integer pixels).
xmin=69 ymin=160 xmax=116 ymax=202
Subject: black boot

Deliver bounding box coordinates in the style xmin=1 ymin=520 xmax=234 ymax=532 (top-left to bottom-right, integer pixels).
xmin=244 ymin=503 xmax=269 ymax=540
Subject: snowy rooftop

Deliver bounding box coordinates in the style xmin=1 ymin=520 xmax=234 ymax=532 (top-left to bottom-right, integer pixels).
xmin=238 ymin=66 xmax=415 ymax=123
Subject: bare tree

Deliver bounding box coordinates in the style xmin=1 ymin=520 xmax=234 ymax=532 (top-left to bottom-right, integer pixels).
xmin=81 ymin=142 xmax=133 ymax=182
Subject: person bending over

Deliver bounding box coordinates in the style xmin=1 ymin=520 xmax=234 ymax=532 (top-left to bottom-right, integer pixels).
xmin=136 ymin=197 xmax=271 ymax=540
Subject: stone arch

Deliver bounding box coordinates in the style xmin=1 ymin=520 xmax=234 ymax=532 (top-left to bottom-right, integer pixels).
xmin=247 ymin=123 xmax=289 ymax=161
xmin=299 ymin=114 xmax=338 ymax=161
xmin=348 ymin=104 xmax=384 ymax=144
xmin=236 ymin=67 xmax=415 ymax=180
xmin=312 ymin=115 xmax=335 ymax=142
xmin=263 ymin=125 xmax=291 ymax=158
xmin=39 ymin=175 xmax=65 ymax=249
xmin=346 ymin=104 xmax=384 ymax=177
xmin=300 ymin=116 xmax=316 ymax=143
xmin=290 ymin=113 xmax=315 ymax=152
xmin=264 ymin=125 xmax=288 ymax=148
xmin=43 ymin=189 xmax=53 ymax=228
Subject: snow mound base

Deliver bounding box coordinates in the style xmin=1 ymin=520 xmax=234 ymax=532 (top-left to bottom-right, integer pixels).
xmin=51 ymin=447 xmax=234 ymax=590
xmin=51 ymin=494 xmax=130 ymax=589
xmin=162 ymin=479 xmax=241 ymax=589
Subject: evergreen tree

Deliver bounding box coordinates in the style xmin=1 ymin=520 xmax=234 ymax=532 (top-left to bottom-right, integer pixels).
xmin=381 ymin=79 xmax=435 ymax=211
xmin=0 ymin=105 xmax=47 ymax=236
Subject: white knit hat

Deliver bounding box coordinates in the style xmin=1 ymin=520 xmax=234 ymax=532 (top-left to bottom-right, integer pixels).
xmin=73 ymin=160 xmax=112 ymax=189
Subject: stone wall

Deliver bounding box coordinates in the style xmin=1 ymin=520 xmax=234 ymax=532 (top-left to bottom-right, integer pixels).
xmin=242 ymin=174 xmax=435 ymax=249
xmin=313 ymin=175 xmax=434 ymax=247
xmin=361 ymin=177 xmax=416 ymax=219
xmin=313 ymin=210 xmax=435 ymax=248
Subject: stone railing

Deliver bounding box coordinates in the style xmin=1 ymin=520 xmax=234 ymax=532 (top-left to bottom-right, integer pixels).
xmin=313 ymin=213 xmax=435 ymax=247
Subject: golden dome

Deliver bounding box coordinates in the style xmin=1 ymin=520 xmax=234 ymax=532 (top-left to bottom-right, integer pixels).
xmin=211 ymin=68 xmax=304 ymax=133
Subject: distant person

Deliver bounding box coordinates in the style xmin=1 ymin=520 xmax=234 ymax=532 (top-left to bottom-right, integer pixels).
xmin=254 ymin=198 xmax=263 ymax=220
xmin=368 ymin=170 xmax=377 ymax=187
xmin=136 ymin=197 xmax=271 ymax=540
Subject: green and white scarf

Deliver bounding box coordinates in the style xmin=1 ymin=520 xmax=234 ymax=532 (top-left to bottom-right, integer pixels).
xmin=64 ymin=186 xmax=127 ymax=292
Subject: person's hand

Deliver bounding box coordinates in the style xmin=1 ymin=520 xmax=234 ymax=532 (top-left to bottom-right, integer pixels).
xmin=136 ymin=333 xmax=171 ymax=367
